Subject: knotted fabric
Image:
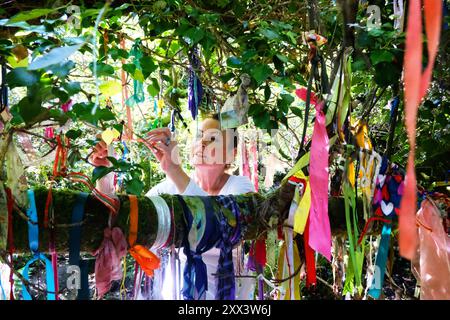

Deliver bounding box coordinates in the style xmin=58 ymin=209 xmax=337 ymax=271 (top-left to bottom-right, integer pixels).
xmin=215 ymin=195 xmax=242 ymax=300
xmin=178 ymin=195 xmax=220 ymax=300
xmin=93 ymin=227 xmax=127 ymax=299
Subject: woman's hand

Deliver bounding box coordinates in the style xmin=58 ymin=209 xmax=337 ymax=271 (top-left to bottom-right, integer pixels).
xmin=140 ymin=127 xmax=181 ymax=173
xmin=141 ymin=127 xmax=190 ymax=193
xmin=89 ymin=140 xmax=111 ymax=167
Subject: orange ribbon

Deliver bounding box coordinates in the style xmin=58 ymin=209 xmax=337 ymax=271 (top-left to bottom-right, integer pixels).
xmin=128 ymin=195 xmax=160 ymax=277
xmin=400 ymin=0 xmax=442 ymax=260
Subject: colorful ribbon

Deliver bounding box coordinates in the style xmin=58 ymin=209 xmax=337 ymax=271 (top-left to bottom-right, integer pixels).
xmin=22 ymin=190 xmax=56 ymax=300
xmin=128 ymin=195 xmax=160 ymax=277
xmin=93 ymin=227 xmax=127 ymax=299
xmin=215 ymin=195 xmax=242 ymax=300
xmin=178 ymin=196 xmax=220 ymax=300
xmin=188 ymin=47 xmax=203 ymax=120
xmin=400 ymin=0 xmax=442 ymax=260
xmin=307 ymin=101 xmax=331 ymax=261
xmin=69 ymin=192 xmax=90 ymax=300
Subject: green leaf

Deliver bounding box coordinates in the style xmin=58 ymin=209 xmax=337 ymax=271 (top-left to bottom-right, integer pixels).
xmin=63 ymin=82 xmax=82 ymax=95
xmin=65 ymin=129 xmax=82 ymax=140
xmin=123 ymin=63 xmax=136 ymax=75
xmin=219 ymin=73 xmax=234 ymax=83
xmin=227 ymin=56 xmax=242 ymax=68
xmin=183 ymin=27 xmax=205 ymax=44
xmin=28 ymin=43 xmax=83 ymax=70
xmin=248 ymin=103 xmax=265 ymax=116
xmin=260 ymin=28 xmax=279 ymax=40
xmin=125 ymin=178 xmax=144 ymax=195
xmin=92 ymin=166 xmax=115 ymax=183
xmin=370 ymin=50 xmax=395 ymax=65
xmin=48 ymin=61 xmax=75 ymax=78
xmin=99 ymin=81 xmax=122 ymax=97
xmin=6 ymin=68 xmax=38 ymax=88
xmin=264 ymin=85 xmax=271 ymax=101
xmin=250 ymin=64 xmax=273 ymax=86
xmin=290 ymin=106 xmax=303 ymax=118
xmin=16 ymin=95 xmax=47 ymax=125
xmin=92 ymin=62 xmax=115 ymax=77
xmin=8 ymin=8 xmax=55 ymax=23
xmin=147 ymin=78 xmax=160 ymax=97
xmin=140 ymin=56 xmax=157 ymax=78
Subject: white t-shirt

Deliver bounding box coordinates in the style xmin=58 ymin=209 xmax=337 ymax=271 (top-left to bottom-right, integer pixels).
xmin=146 ymin=174 xmax=256 ymax=300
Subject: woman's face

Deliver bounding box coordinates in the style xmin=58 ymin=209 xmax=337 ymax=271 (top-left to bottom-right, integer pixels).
xmin=191 ymin=118 xmax=236 ymax=168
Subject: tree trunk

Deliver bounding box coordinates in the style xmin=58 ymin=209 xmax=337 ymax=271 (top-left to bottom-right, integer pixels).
xmin=8 ymin=183 xmax=385 ymax=254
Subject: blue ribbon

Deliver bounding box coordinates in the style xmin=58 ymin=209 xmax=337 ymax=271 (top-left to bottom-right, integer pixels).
xmin=22 ymin=189 xmax=56 ymax=300
xmin=69 ymin=192 xmax=90 ymax=300
xmin=178 ymin=196 xmax=220 ymax=300
xmin=368 ymin=223 xmax=392 ymax=299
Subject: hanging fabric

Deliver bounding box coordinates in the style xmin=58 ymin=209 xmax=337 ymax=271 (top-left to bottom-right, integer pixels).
xmin=342 ymin=154 xmax=365 ymax=296
xmin=128 ymin=195 xmax=160 ymax=277
xmin=393 ymin=0 xmax=405 ymax=31
xmin=68 ymin=192 xmax=90 ymax=300
xmin=215 ymin=195 xmax=242 ymax=300
xmin=5 ymin=187 xmax=15 ymax=300
xmin=366 ymin=159 xmax=404 ymax=299
xmin=400 ymin=0 xmax=442 ymax=260
xmin=307 ymin=100 xmax=332 ymax=261
xmin=21 ymin=190 xmax=56 ymax=300
xmin=412 ymin=198 xmax=450 ymax=300
xmin=93 ymin=225 xmax=127 ymax=299
xmin=187 ymin=46 xmax=203 ymax=120
xmin=177 ymin=195 xmax=220 ymax=300
xmin=277 ymin=184 xmax=302 ymax=299
xmin=126 ymin=39 xmax=145 ymax=107
xmin=146 ymin=195 xmax=172 ymax=251
xmin=240 ymin=138 xmax=251 ymax=179
xmin=250 ymin=139 xmax=259 ymax=192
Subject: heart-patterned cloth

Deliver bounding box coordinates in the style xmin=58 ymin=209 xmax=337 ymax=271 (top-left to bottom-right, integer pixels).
xmin=372 ymin=157 xmax=404 ymax=219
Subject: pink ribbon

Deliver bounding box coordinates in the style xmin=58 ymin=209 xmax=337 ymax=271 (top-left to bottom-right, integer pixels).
xmin=92 ymin=227 xmax=128 ymax=299
xmin=400 ymin=0 xmax=442 ymax=260
xmin=307 ymin=101 xmax=331 ymax=261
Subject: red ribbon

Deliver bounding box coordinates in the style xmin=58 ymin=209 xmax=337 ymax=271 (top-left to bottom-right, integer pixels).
xmin=304 ymin=217 xmax=316 ymax=287
xmin=400 ymin=0 xmax=442 ymax=260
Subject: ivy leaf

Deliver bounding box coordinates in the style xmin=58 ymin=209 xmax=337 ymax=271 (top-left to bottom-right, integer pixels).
xmin=370 ymin=50 xmax=394 ymax=65
xmin=6 ymin=67 xmax=38 ymax=88
xmin=250 ymin=64 xmax=273 ymax=86
xmin=28 ymin=43 xmax=83 ymax=70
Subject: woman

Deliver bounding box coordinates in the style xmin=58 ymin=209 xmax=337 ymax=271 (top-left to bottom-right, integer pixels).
xmin=90 ymin=114 xmax=255 ymax=299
